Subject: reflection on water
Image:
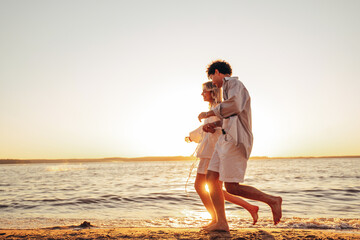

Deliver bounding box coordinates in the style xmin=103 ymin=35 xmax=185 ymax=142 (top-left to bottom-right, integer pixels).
xmin=0 ymin=158 xmax=359 ymax=229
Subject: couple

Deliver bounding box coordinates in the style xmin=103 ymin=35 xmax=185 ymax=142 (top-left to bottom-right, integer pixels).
xmin=187 ymin=60 xmax=282 ymax=232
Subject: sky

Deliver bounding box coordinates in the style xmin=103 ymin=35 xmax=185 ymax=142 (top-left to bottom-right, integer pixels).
xmin=1 ymin=0 xmax=359 ymax=159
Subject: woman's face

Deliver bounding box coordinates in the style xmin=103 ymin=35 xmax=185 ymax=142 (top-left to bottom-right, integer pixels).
xmin=201 ymin=89 xmax=213 ymax=103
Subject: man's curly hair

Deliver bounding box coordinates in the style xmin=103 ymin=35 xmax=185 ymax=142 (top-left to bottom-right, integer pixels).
xmin=206 ymin=60 xmax=232 ymax=78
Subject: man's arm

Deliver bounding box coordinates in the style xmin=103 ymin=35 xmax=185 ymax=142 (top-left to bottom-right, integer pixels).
xmin=213 ymin=82 xmax=250 ymax=119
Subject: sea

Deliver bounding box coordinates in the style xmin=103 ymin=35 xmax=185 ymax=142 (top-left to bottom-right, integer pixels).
xmin=0 ymin=157 xmax=359 ymax=230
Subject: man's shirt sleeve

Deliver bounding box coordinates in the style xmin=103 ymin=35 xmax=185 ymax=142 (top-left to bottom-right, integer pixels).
xmin=213 ymin=80 xmax=250 ymax=119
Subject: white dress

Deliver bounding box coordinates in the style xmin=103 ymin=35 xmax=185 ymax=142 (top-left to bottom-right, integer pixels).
xmin=189 ymin=106 xmax=221 ymax=174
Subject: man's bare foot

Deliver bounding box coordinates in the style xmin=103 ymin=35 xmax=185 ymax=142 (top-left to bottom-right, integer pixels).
xmin=204 ymin=221 xmax=229 ymax=232
xmin=249 ymin=205 xmax=259 ymax=225
xmin=201 ymin=220 xmax=216 ymax=229
xmin=269 ymin=196 xmax=282 ymax=225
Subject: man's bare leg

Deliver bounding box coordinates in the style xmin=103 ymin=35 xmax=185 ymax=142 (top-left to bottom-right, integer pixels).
xmin=204 ymin=170 xmax=229 ymax=232
xmin=194 ymin=173 xmax=216 ymax=228
xmin=225 ymin=182 xmax=282 ymax=225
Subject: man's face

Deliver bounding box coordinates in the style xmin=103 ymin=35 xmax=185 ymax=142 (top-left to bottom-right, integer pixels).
xmin=209 ymin=70 xmax=223 ymax=88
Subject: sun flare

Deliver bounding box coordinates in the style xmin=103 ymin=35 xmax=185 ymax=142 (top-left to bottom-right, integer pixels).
xmin=205 ymin=184 xmax=209 ymax=193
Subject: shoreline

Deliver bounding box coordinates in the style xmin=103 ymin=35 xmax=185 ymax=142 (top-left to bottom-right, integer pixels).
xmin=1 ymin=217 xmax=359 ymax=231
xmin=0 ymin=227 xmax=359 ymax=239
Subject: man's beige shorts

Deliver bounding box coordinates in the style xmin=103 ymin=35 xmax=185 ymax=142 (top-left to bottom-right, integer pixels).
xmin=207 ymin=134 xmax=248 ymax=183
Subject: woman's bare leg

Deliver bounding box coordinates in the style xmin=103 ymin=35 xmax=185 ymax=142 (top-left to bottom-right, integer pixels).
xmin=223 ymin=190 xmax=259 ymax=225
xmin=196 ymin=173 xmax=259 ymax=226
xmin=194 ymin=173 xmax=216 ymax=227
xmin=204 ymin=171 xmax=228 ymax=232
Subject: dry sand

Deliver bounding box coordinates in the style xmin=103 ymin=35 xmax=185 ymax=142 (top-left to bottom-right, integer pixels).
xmin=0 ymin=227 xmax=359 ymax=239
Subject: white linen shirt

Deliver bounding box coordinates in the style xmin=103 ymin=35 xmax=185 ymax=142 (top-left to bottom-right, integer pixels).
xmin=189 ymin=106 xmax=222 ymax=159
xmin=212 ymin=77 xmax=253 ymax=159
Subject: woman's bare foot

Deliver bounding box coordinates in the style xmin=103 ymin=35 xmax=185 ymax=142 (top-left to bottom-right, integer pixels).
xmin=204 ymin=221 xmax=229 ymax=232
xmin=201 ymin=220 xmax=216 ymax=229
xmin=269 ymin=196 xmax=282 ymax=225
xmin=249 ymin=205 xmax=259 ymax=225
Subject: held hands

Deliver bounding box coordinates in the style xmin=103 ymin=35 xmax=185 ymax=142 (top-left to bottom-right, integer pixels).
xmin=203 ymin=122 xmax=217 ymax=133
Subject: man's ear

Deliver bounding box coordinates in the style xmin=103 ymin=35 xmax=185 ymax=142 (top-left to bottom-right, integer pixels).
xmin=214 ymin=69 xmax=219 ymax=75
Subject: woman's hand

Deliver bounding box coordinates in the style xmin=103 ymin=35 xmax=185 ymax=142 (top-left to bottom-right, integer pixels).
xmin=198 ymin=112 xmax=208 ymax=122
xmin=198 ymin=110 xmax=215 ymax=122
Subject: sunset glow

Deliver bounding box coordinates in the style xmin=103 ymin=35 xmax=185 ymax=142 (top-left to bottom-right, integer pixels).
xmin=1 ymin=1 xmax=359 ymax=159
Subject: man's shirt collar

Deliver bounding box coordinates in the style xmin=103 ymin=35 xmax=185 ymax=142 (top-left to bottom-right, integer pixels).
xmin=224 ymin=76 xmax=238 ymax=81
xmin=223 ymin=76 xmax=238 ymax=86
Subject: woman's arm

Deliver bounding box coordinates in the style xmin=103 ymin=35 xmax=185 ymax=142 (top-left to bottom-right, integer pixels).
xmin=198 ymin=110 xmax=215 ymax=122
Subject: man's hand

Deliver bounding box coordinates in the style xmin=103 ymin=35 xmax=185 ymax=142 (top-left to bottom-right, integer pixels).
xmin=185 ymin=136 xmax=192 ymax=143
xmin=203 ymin=122 xmax=216 ymax=133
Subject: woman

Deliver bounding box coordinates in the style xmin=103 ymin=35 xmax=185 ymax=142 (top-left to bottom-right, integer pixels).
xmin=186 ymin=81 xmax=259 ymax=227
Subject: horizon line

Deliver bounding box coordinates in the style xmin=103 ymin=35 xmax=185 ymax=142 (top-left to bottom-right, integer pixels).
xmin=0 ymin=155 xmax=359 ymax=164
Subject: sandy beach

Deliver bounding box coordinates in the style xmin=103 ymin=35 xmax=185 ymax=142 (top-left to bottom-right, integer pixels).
xmin=0 ymin=227 xmax=359 ymax=240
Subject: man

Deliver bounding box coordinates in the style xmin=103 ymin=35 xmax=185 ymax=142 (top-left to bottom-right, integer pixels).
xmin=198 ymin=60 xmax=282 ymax=232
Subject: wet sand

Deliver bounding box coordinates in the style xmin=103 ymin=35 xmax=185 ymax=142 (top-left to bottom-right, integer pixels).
xmin=0 ymin=227 xmax=359 ymax=239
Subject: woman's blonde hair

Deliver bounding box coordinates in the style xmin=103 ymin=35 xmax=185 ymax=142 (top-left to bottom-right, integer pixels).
xmin=202 ymin=81 xmax=222 ymax=108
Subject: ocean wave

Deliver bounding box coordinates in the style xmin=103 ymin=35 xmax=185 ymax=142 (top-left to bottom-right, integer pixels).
xmin=1 ymin=159 xmax=359 ymax=222
xmin=1 ymin=193 xmax=197 ymax=211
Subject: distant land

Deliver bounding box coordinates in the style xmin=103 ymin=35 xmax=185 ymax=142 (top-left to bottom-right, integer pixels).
xmin=0 ymin=155 xmax=359 ymax=164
